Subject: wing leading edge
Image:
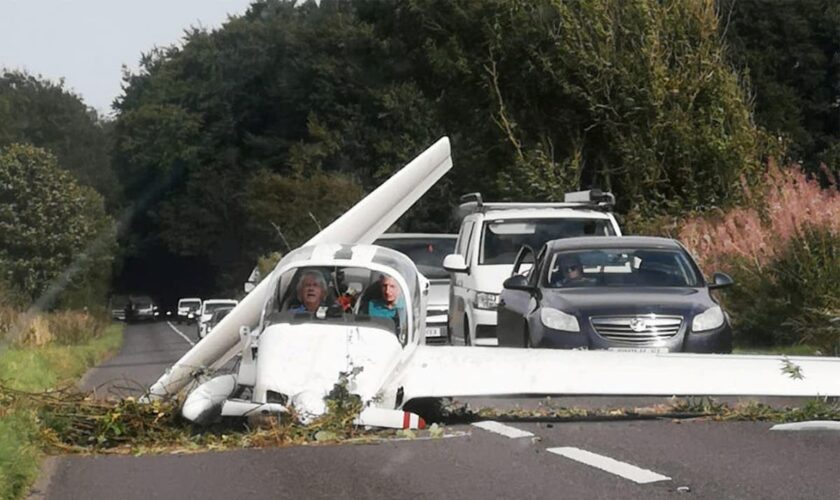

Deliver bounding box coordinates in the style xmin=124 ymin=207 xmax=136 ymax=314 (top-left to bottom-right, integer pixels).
xmin=397 ymin=346 xmax=840 ymax=402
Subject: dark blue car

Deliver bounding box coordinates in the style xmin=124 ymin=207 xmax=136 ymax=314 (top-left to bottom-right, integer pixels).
xmin=497 ymin=236 xmax=733 ymax=353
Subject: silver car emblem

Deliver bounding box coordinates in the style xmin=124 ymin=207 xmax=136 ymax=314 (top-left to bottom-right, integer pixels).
xmin=629 ymin=318 xmax=648 ymax=332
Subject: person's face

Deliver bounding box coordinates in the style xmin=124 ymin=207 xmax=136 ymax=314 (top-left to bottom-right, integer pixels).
xmin=380 ymin=277 xmax=400 ymax=306
xmin=564 ymin=263 xmax=583 ymax=280
xmin=300 ymin=275 xmax=326 ymax=311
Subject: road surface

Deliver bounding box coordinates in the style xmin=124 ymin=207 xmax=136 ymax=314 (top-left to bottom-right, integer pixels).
xmin=32 ymin=321 xmax=840 ymax=499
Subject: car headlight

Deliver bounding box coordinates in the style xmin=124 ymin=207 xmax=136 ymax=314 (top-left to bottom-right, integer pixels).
xmin=540 ymin=307 xmax=580 ymax=332
xmin=475 ymin=292 xmax=499 ymax=310
xmin=692 ymin=306 xmax=725 ymax=332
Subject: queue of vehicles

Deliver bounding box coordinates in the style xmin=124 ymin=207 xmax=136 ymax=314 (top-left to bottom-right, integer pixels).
xmin=438 ymin=189 xmax=733 ymax=353
xmin=113 ymin=188 xmax=733 ymax=353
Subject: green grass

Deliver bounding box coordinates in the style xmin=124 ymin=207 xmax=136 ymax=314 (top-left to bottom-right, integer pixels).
xmin=0 ymin=323 xmax=123 ymax=499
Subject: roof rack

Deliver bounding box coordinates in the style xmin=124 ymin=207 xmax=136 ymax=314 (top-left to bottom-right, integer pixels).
xmin=457 ymin=189 xmax=615 ymax=218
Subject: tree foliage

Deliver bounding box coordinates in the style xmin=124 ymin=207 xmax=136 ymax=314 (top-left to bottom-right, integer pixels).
xmin=0 ymin=70 xmax=121 ymax=208
xmin=113 ymin=0 xmax=766 ymax=293
xmin=0 ymin=144 xmax=116 ymax=308
xmin=720 ymin=0 xmax=840 ymax=175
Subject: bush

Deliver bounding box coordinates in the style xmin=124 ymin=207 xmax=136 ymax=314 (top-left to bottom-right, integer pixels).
xmin=678 ymin=164 xmax=840 ymax=348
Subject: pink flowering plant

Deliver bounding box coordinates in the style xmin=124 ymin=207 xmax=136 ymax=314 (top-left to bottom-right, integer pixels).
xmin=677 ymin=163 xmax=840 ymax=349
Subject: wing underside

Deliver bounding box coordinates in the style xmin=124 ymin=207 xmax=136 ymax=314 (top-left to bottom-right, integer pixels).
xmin=398 ymin=346 xmax=840 ymax=402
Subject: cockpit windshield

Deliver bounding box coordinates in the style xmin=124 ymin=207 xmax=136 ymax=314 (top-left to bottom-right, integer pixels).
xmin=263 ymin=244 xmax=423 ymax=346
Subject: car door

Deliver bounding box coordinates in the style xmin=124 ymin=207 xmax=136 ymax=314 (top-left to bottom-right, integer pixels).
xmin=448 ymin=219 xmax=476 ymax=337
xmin=497 ymin=245 xmax=537 ymax=346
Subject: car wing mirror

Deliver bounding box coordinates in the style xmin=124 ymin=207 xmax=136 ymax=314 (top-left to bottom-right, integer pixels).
xmin=443 ymin=254 xmax=469 ymax=274
xmin=708 ymin=272 xmax=734 ymax=290
xmin=503 ymin=275 xmax=533 ymax=292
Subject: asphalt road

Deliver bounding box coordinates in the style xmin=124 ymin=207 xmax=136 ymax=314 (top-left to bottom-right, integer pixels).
xmin=33 ymin=321 xmax=840 ymax=499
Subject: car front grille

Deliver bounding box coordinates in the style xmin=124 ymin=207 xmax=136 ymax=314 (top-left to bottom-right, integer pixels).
xmin=590 ymin=315 xmax=683 ymax=344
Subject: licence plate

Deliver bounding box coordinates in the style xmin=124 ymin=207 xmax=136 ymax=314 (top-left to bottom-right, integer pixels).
xmin=608 ymin=347 xmax=668 ymax=354
xmin=425 ymin=327 xmax=443 ymax=337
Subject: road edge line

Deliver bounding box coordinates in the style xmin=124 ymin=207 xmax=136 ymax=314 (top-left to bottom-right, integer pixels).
xmin=166 ymin=321 xmax=196 ymax=346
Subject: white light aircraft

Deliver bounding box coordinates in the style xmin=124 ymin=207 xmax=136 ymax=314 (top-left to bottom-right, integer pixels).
xmin=150 ymin=137 xmax=840 ymax=429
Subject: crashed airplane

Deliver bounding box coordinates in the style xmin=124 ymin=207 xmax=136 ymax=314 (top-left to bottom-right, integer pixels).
xmin=149 ymin=137 xmax=840 ymax=429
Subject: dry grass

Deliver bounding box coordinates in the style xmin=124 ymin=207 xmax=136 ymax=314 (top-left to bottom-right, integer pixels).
xmin=3 ymin=309 xmax=108 ymax=347
xmin=679 ymin=162 xmax=839 ymax=274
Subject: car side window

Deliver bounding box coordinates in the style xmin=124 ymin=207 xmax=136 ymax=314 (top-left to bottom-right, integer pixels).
xmin=530 ymin=246 xmax=547 ymax=286
xmin=511 ymin=245 xmax=535 ymax=277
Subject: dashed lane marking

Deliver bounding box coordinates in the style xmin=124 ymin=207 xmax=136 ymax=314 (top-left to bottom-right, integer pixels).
xmin=547 ymin=447 xmax=671 ymax=484
xmin=166 ymin=321 xmax=196 ymax=346
xmin=471 ymin=421 xmax=534 ymax=439
xmin=771 ymin=421 xmax=840 ymax=431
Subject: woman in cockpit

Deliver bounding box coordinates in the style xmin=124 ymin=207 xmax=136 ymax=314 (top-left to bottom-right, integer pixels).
xmin=289 ymin=271 xmax=329 ymax=313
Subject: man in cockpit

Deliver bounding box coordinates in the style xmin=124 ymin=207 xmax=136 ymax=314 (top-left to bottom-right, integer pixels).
xmin=290 ymin=271 xmax=329 ymax=313
xmin=368 ymin=275 xmax=406 ymax=330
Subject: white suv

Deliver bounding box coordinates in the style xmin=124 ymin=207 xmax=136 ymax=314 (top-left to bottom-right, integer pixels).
xmin=443 ymin=190 xmax=622 ymax=346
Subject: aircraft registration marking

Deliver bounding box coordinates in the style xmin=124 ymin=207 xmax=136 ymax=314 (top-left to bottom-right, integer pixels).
xmin=547 ymin=447 xmax=671 ymax=484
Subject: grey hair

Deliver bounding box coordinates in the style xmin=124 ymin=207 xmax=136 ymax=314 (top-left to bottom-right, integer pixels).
xmin=296 ymin=271 xmax=327 ymax=294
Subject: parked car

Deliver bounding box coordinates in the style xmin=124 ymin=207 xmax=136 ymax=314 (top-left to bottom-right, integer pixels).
xmin=444 ymin=190 xmax=621 ymax=346
xmin=497 ymin=236 xmax=733 ymax=353
xmin=374 ymin=233 xmax=457 ymax=344
xmin=126 ymin=295 xmax=159 ymax=323
xmin=177 ymin=297 xmax=202 ymax=324
xmin=196 ymin=299 xmax=239 ymax=339
xmin=109 ymin=294 xmax=129 ymax=321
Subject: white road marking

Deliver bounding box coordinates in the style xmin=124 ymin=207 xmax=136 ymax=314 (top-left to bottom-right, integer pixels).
xmin=547 ymin=447 xmax=671 ymax=484
xmin=166 ymin=321 xmax=196 ymax=346
xmin=771 ymin=421 xmax=840 ymax=431
xmin=471 ymin=421 xmax=534 ymax=438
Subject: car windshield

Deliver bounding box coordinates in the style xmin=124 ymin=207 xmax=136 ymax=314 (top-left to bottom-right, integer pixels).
xmin=205 ymin=302 xmax=235 ymax=313
xmin=544 ymin=248 xmax=701 ymax=288
xmin=480 ymin=219 xmax=615 ymax=265
xmin=180 ymin=300 xmax=200 ymax=309
xmin=374 ymin=237 xmax=455 ymax=279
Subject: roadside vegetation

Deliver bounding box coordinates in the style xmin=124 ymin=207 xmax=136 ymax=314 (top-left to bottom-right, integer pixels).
xmin=667 ymin=164 xmax=840 ymax=352
xmin=0 ymin=319 xmax=121 ymax=500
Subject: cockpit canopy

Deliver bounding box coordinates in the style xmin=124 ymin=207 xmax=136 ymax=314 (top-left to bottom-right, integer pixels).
xmin=260 ymin=244 xmax=424 ymax=345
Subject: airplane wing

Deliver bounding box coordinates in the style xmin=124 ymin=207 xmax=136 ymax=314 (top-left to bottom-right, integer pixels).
xmin=397 ymin=346 xmax=840 ymax=402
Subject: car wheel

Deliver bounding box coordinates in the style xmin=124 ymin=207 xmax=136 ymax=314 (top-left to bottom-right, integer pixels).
xmin=463 ymin=315 xmax=472 ymax=346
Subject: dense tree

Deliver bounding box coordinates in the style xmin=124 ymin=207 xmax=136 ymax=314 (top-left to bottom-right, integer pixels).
xmin=113 ymin=0 xmax=767 ymax=294
xmin=720 ymin=0 xmax=840 ymax=175
xmin=0 ymin=144 xmax=116 ymax=308
xmin=0 ymin=70 xmax=121 ymax=207
xmin=367 ymin=0 xmax=763 ymax=214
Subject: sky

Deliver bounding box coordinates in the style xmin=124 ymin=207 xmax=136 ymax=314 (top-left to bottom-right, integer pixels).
xmin=0 ymin=0 xmax=255 ymax=116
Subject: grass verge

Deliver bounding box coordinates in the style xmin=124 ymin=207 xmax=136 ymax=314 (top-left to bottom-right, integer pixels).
xmin=0 ymin=323 xmax=123 ymax=499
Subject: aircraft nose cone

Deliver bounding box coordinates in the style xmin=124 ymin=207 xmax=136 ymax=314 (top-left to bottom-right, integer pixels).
xmin=291 ymin=390 xmax=327 ymax=423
